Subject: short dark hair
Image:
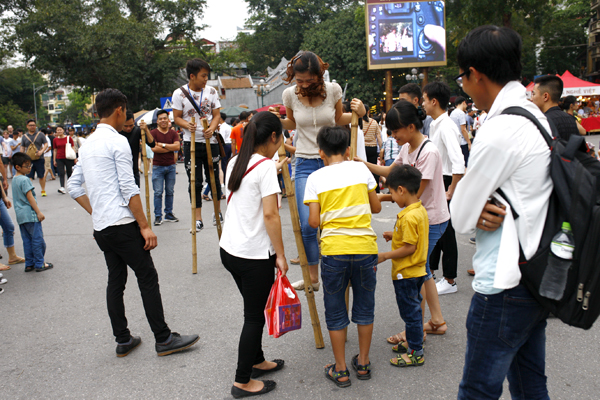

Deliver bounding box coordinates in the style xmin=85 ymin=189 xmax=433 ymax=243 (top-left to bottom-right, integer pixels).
xmin=26 ymin=119 xmax=36 ymax=125
xmin=12 ymin=152 xmax=32 ymax=168
xmin=317 ymin=126 xmax=350 ymax=157
xmin=156 ymin=109 xmax=169 ymax=118
xmin=186 ymin=58 xmax=211 ymax=79
xmin=239 ymin=111 xmax=251 ymax=121
xmin=455 ymin=96 xmax=466 ymax=106
xmin=457 ymin=25 xmax=522 ymax=86
xmin=399 ymin=83 xmax=422 ymax=101
xmin=68 ymin=126 xmax=75 ymax=132
xmin=220 ymin=112 xmax=227 ymax=121
xmin=423 ymin=82 xmax=451 ymax=111
xmin=386 ymin=164 xmax=422 ymax=194
xmin=534 ymin=76 xmax=563 ymax=103
xmin=95 ymin=89 xmax=128 ymax=119
xmin=56 ymin=125 xmax=64 ymax=131
xmin=126 ymin=110 xmax=134 ymax=121
xmin=386 ymin=101 xmax=426 ymax=131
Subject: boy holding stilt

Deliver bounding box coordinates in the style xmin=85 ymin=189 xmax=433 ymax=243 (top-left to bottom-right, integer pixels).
xmin=378 ymin=164 xmax=428 ymax=367
xmin=303 ymin=126 xmax=381 ymax=387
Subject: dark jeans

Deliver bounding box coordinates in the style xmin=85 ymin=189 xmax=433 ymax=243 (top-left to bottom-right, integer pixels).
xmin=429 ymin=175 xmax=458 ymax=279
xmin=93 ymin=222 xmax=171 ymax=344
xmin=220 ymin=248 xmax=276 ymax=384
xmin=27 ymin=158 xmax=45 ymax=179
xmin=20 ymin=222 xmax=45 ymax=268
xmin=152 ymin=164 xmax=176 ymax=217
xmin=56 ymin=158 xmax=75 ymax=187
xmin=458 ymin=284 xmax=549 ymax=400
xmin=393 ymin=276 xmax=426 ymax=355
xmin=183 ymin=142 xmax=222 ymax=208
xmin=461 ymin=143 xmax=470 ymax=167
xmin=365 ymin=146 xmax=380 ymax=193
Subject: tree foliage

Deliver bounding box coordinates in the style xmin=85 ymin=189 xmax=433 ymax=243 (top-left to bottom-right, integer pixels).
xmin=60 ymin=89 xmax=94 ymax=126
xmin=1 ymin=0 xmax=207 ymax=111
xmin=0 ymin=67 xmax=49 ymax=127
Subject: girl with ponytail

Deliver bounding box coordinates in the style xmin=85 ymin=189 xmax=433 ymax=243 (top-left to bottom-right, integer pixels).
xmin=219 ymin=111 xmax=290 ymax=398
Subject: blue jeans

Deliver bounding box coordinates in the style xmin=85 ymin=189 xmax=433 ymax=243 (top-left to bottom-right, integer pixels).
xmin=384 ymin=159 xmax=395 ymax=166
xmin=20 ymin=222 xmax=46 ymax=268
xmin=321 ymin=254 xmax=378 ymax=331
xmin=295 ymin=157 xmax=325 ymax=265
xmin=0 ymin=199 xmax=15 ymax=248
xmin=426 ymin=220 xmax=448 ymax=279
xmin=458 ymin=284 xmax=549 ymax=400
xmin=152 ymin=164 xmax=176 ymax=217
xmin=393 ymin=276 xmax=426 ymax=355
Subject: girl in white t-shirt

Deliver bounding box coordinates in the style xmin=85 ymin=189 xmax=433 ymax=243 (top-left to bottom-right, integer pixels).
xmin=358 ymin=101 xmax=449 ymax=344
xmin=219 ymin=111 xmax=289 ymax=398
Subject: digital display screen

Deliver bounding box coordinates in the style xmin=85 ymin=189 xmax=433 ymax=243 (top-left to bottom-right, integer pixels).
xmin=366 ymin=1 xmax=447 ymax=70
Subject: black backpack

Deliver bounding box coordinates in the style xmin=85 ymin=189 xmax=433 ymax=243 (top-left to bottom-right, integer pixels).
xmin=499 ymin=107 xmax=600 ymax=329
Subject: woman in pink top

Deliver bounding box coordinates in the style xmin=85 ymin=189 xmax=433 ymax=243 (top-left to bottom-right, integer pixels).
xmin=358 ymin=101 xmax=449 ymax=343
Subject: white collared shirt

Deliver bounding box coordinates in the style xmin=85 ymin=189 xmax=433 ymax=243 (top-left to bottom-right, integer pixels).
xmin=450 ymin=81 xmax=553 ymax=295
xmin=429 ymin=112 xmax=465 ymax=176
xmin=67 ymin=123 xmax=140 ymax=231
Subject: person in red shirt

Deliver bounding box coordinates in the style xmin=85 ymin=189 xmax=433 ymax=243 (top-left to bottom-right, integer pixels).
xmin=52 ymin=126 xmax=75 ymax=194
xmin=150 ymin=110 xmax=181 ymax=225
xmin=230 ymin=111 xmax=252 ymax=156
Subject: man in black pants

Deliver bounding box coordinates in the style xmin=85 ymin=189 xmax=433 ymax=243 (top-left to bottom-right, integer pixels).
xmin=68 ymin=88 xmax=199 ymax=357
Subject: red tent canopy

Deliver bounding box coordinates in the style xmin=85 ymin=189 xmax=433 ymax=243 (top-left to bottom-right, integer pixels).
xmin=560 ymin=70 xmax=600 ymax=96
xmin=256 ymin=104 xmax=286 ymax=115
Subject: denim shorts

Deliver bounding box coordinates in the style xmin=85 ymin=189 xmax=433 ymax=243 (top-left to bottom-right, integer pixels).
xmin=321 ymin=254 xmax=378 ymax=331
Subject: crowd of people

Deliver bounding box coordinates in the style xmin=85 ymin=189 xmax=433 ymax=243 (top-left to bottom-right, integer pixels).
xmin=1 ymin=23 xmax=599 ymax=400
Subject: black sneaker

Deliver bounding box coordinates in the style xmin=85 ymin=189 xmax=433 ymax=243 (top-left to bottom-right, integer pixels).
xmin=164 ymin=213 xmax=179 ymax=223
xmin=212 ymin=212 xmax=224 ymax=226
xmin=155 ymin=332 xmax=200 ymax=356
xmin=116 ymin=336 xmax=142 ymax=358
xmin=154 ymin=216 xmax=163 ymax=226
xmin=190 ymin=220 xmax=204 ymax=233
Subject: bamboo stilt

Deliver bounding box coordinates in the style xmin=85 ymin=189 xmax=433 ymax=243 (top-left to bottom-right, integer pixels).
xmin=201 ymin=118 xmax=222 ymax=239
xmin=140 ymin=127 xmax=152 ymax=225
xmin=345 ymin=111 xmax=359 ymax=340
xmin=191 ymin=117 xmax=198 ymax=274
xmin=278 ymin=142 xmax=324 ymax=349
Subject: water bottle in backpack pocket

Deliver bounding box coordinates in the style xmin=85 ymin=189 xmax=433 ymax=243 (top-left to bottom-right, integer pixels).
xmin=539 ymin=222 xmax=574 ymax=301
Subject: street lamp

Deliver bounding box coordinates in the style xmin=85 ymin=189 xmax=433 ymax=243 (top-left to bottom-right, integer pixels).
xmin=406 ymin=68 xmax=425 ymax=85
xmin=253 ymin=79 xmax=271 ymax=108
xmin=33 ymin=83 xmax=48 ymax=124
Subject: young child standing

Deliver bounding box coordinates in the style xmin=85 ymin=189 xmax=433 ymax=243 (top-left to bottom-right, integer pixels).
xmin=11 ymin=152 xmax=53 ymax=272
xmin=378 ymin=165 xmax=429 ymax=367
xmin=303 ymin=126 xmax=381 ymax=387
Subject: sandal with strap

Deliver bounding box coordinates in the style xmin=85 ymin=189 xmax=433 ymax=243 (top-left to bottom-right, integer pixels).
xmin=424 ymin=319 xmax=447 ymax=335
xmin=392 ymin=341 xmax=425 ymax=354
xmin=351 ymin=354 xmax=371 ymax=380
xmin=387 ymin=331 xmax=427 ymax=344
xmin=202 ymin=195 xmax=211 ymax=201
xmin=390 ymin=350 xmax=424 ymax=367
xmin=324 ymin=364 xmax=351 ymax=388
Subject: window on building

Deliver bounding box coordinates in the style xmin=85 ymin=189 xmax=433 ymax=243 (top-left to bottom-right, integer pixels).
xmin=57 ymin=94 xmax=62 ymax=100
xmin=48 ymin=105 xmax=54 ymax=111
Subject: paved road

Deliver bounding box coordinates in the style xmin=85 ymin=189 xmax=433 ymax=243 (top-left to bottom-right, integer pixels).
xmin=2 ymin=160 xmax=599 ymax=399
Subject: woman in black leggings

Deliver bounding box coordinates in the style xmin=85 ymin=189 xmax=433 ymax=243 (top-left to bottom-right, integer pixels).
xmin=52 ymin=126 xmax=75 ymax=194
xmin=219 ymin=112 xmax=289 ymax=399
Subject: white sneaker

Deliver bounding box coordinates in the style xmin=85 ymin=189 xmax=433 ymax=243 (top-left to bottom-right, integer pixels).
xmin=189 ymin=220 xmax=204 ymax=233
xmin=58 ymin=187 xmax=66 ymax=194
xmin=291 ymin=280 xmax=320 ymax=292
xmin=0 ymin=277 xmax=7 ymax=285
xmin=436 ymin=277 xmax=457 ymax=295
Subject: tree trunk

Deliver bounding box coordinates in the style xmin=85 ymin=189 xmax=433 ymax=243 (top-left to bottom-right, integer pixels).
xmin=502 ymin=12 xmax=512 ymax=28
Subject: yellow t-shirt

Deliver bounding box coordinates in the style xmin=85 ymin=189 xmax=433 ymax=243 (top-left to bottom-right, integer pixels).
xmin=303 ymin=161 xmax=378 ymax=255
xmin=391 ymin=201 xmax=429 ymax=280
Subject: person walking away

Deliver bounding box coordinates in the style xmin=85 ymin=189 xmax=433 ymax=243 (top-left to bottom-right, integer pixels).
xmin=20 ymin=119 xmax=48 ymax=197
xmin=219 ymin=112 xmax=290 ymax=398
xmin=451 ymin=25 xmax=553 ymax=399
xmin=149 ymin=109 xmax=180 ymax=225
xmin=53 ymin=126 xmax=75 ymax=194
xmin=11 ymin=152 xmax=53 ymax=272
xmin=304 ymin=126 xmax=381 ymax=387
xmin=67 ymin=88 xmax=199 ymax=357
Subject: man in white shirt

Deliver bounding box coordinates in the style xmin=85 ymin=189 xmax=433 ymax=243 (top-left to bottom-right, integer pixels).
xmin=451 ymin=26 xmax=552 ymax=399
xmin=172 ymin=58 xmax=223 ymax=231
xmin=449 ymin=96 xmax=472 ymax=165
xmin=422 ymin=82 xmax=465 ymax=295
xmin=68 ymin=88 xmax=199 ymax=358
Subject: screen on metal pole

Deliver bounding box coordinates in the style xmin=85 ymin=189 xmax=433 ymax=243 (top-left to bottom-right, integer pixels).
xmin=366 ymin=1 xmax=447 ymax=70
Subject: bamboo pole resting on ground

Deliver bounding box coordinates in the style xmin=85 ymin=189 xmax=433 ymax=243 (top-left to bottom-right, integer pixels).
xmin=278 ymin=141 xmax=324 ymax=349
xmin=345 ymin=111 xmax=359 ymax=339
xmin=141 ymin=126 xmax=152 ymax=225
xmin=191 ymin=117 xmax=198 ymax=274
xmin=201 ymin=118 xmax=222 ymax=239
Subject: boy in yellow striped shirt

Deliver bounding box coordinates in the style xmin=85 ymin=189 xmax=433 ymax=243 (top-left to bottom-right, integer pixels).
xmin=304 ymin=126 xmax=381 ymax=387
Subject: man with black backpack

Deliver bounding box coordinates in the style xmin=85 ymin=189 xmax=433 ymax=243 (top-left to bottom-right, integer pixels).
xmin=450 ymin=26 xmax=553 ymax=399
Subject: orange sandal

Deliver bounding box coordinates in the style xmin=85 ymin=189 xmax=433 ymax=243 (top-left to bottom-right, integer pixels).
xmin=424 ymin=320 xmax=447 ymax=335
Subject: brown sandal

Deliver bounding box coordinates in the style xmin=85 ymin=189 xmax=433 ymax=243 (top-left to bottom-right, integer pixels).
xmin=387 ymin=331 xmax=427 ymax=344
xmin=424 ymin=320 xmax=447 ymax=335
xmin=8 ymin=257 xmax=25 ymax=265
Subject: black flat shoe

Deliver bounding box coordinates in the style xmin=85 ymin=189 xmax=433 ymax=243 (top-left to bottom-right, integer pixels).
xmin=231 ymin=380 xmax=276 ymax=399
xmin=251 ymin=359 xmax=285 ymax=378
xmin=116 ymin=336 xmax=142 ymax=357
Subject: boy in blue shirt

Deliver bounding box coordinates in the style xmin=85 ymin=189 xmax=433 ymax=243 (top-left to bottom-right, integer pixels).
xmin=11 ymin=152 xmax=53 ymax=272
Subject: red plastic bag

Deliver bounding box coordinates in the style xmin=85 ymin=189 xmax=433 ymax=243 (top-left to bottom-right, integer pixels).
xmin=264 ymin=270 xmax=302 ymax=338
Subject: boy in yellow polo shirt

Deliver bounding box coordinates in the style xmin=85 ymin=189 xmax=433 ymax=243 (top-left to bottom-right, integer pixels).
xmin=304 ymin=126 xmax=381 ymax=387
xmin=378 ymin=164 xmax=429 ymax=367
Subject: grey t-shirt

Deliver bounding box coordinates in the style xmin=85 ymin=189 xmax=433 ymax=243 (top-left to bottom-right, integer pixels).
xmin=22 ymin=131 xmax=47 ymax=151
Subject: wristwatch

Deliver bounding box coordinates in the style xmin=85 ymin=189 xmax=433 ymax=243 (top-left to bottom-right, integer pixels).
xmin=162 ymin=143 xmax=166 ymax=148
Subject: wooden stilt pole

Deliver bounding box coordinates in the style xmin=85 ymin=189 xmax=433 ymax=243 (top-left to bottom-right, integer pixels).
xmin=345 ymin=111 xmax=359 ymax=340
xmin=278 ymin=142 xmax=324 ymax=349
xmin=191 ymin=117 xmax=198 ymax=274
xmin=141 ymin=127 xmax=152 ymax=225
xmin=201 ymin=118 xmax=222 ymax=239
